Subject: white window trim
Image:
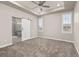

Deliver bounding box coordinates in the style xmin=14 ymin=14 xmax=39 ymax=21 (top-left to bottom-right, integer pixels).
xmin=62 ymin=12 xmax=72 ymax=33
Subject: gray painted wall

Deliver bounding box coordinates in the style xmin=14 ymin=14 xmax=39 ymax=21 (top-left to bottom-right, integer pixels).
xmin=0 ymin=2 xmax=74 ymax=47
xmin=40 ymin=13 xmax=73 ymax=42
xmin=0 ymin=3 xmax=38 ymax=47
xmin=74 ymin=1 xmax=79 ymax=54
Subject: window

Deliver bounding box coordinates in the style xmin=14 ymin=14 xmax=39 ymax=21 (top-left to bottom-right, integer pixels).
xmin=38 ymin=16 xmax=43 ymax=32
xmin=62 ymin=12 xmax=72 ymax=33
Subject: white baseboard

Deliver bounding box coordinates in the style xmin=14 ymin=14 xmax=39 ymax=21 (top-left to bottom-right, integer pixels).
xmin=73 ymin=42 xmax=79 ymax=55
xmin=0 ymin=37 xmax=73 ymax=49
xmin=0 ymin=37 xmax=38 ymax=48
xmin=0 ymin=43 xmax=13 ymax=48
xmin=30 ymin=37 xmax=38 ymax=39
xmin=22 ymin=38 xmax=29 ymax=41
xmin=40 ymin=37 xmax=79 ymax=54
xmin=22 ymin=37 xmax=38 ymax=41
xmin=40 ymin=36 xmax=74 ymax=43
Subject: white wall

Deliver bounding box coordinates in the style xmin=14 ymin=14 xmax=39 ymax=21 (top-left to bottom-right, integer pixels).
xmin=0 ymin=3 xmax=38 ymax=47
xmin=74 ymin=1 xmax=79 ymax=54
xmin=30 ymin=16 xmax=38 ymax=38
xmin=40 ymin=13 xmax=73 ymax=42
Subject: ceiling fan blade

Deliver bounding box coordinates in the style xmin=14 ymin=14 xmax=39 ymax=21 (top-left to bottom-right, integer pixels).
xmin=42 ymin=5 xmax=50 ymax=8
xmin=39 ymin=1 xmax=46 ymax=6
xmin=32 ymin=1 xmax=38 ymax=5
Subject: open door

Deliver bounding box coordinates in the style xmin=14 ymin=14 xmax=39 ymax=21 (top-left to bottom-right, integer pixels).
xmin=22 ymin=19 xmax=30 ymax=41
xmin=12 ymin=17 xmax=22 ymax=43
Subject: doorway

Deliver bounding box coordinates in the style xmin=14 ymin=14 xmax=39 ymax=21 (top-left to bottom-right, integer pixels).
xmin=12 ymin=17 xmax=22 ymax=43
xmin=12 ymin=17 xmax=31 ymax=44
xmin=22 ymin=18 xmax=30 ymax=41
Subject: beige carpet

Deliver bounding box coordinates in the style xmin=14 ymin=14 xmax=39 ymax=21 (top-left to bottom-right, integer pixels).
xmin=0 ymin=38 xmax=78 ymax=57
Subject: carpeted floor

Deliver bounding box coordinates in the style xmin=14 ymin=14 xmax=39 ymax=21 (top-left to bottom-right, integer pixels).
xmin=0 ymin=38 xmax=78 ymax=57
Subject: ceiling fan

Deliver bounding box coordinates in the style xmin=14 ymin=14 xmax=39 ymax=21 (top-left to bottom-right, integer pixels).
xmin=32 ymin=1 xmax=50 ymax=8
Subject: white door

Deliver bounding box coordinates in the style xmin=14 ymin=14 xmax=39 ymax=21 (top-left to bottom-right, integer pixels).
xmin=22 ymin=19 xmax=30 ymax=41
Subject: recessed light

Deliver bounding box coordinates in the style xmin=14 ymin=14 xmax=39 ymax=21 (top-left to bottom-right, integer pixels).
xmin=57 ymin=4 xmax=60 ymax=7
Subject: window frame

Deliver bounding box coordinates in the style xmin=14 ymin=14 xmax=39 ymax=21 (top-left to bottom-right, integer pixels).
xmin=62 ymin=12 xmax=72 ymax=33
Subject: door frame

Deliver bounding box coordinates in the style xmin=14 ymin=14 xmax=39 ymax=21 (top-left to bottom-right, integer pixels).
xmin=22 ymin=18 xmax=31 ymax=41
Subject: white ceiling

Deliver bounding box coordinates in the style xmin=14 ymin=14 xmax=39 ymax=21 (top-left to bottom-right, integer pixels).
xmin=16 ymin=1 xmax=64 ymax=15
xmin=0 ymin=1 xmax=76 ymax=16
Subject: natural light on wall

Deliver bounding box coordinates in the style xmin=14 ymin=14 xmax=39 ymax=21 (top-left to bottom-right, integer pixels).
xmin=38 ymin=16 xmax=44 ymax=33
